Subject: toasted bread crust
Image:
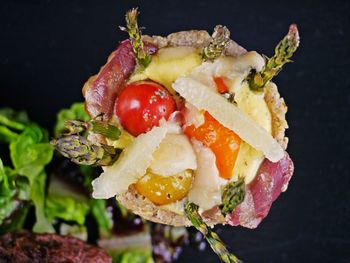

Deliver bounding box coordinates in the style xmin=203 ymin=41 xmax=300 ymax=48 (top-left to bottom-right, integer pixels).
xmin=118 ymin=31 xmax=288 ymax=226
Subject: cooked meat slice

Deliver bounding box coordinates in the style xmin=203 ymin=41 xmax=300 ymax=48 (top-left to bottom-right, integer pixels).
xmin=0 ymin=231 xmax=112 ymax=263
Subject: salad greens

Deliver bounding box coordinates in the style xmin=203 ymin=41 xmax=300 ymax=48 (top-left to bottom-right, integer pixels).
xmin=0 ymin=104 xmax=111 ymax=234
xmin=112 ymin=249 xmax=154 ymax=263
xmin=0 ymin=109 xmax=54 ymax=233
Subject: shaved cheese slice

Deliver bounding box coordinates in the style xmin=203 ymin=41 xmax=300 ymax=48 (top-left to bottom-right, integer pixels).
xmin=92 ymin=126 xmax=167 ymax=199
xmin=150 ymin=134 xmax=197 ymax=176
xmin=172 ymin=77 xmax=284 ymax=162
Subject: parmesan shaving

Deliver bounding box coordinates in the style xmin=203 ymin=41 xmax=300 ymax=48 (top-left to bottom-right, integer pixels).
xmin=92 ymin=126 xmax=167 ymax=199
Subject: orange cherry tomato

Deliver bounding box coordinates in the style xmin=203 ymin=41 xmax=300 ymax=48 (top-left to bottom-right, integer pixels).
xmin=135 ymin=170 xmax=193 ymax=205
xmin=214 ymin=76 xmax=229 ymax=93
xmin=184 ymin=112 xmax=241 ymax=179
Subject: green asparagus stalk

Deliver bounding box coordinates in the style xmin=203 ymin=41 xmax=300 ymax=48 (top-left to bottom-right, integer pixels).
xmin=247 ymin=24 xmax=300 ymax=91
xmin=120 ymin=8 xmax=151 ymax=68
xmin=89 ymin=120 xmax=121 ymax=140
xmin=202 ymin=25 xmax=231 ymax=61
xmin=63 ymin=119 xmax=120 ymax=139
xmin=185 ymin=202 xmax=242 ymax=263
xmin=53 ymin=118 xmax=121 ymax=166
xmin=51 ymin=135 xmax=118 ymax=166
xmin=63 ymin=120 xmax=88 ymax=135
xmin=220 ymin=177 xmax=245 ymax=216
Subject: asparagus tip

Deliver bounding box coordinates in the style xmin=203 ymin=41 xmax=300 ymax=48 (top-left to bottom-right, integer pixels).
xmin=288 ymin=24 xmax=300 ymax=49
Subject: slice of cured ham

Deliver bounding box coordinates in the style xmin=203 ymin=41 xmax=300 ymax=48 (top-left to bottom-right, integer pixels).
xmin=83 ymin=40 xmax=156 ymax=120
xmin=228 ymin=152 xmax=294 ymax=228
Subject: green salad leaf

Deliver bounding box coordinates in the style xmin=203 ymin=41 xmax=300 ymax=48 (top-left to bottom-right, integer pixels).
xmin=0 ymin=161 xmax=31 ymax=234
xmin=0 ymin=108 xmax=29 ymax=143
xmin=0 ymin=108 xmax=54 ymax=233
xmin=46 ymin=194 xmax=90 ymax=225
xmin=0 ymin=159 xmax=17 ymax=228
xmin=10 ymin=126 xmax=53 ymax=180
xmin=112 ymin=249 xmax=154 ymax=263
xmin=91 ymin=199 xmax=113 ymax=237
xmin=31 ymin=170 xmax=54 ymax=233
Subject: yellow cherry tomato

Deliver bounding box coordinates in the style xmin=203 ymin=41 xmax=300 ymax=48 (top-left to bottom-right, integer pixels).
xmin=135 ymin=170 xmax=193 ymax=205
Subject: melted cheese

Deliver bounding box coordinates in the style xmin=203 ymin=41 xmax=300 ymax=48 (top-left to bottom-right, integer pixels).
xmin=232 ymin=82 xmax=272 ymax=183
xmin=129 ymin=46 xmax=202 ymax=91
xmin=187 ymin=142 xmax=225 ymax=211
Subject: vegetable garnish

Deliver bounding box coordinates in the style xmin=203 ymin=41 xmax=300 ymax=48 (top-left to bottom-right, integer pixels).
xmin=185 ymin=202 xmax=242 ymax=263
xmin=52 ymin=109 xmax=122 ymax=166
xmin=0 ymin=109 xmax=54 ymax=233
xmin=247 ymin=24 xmax=300 ymax=91
xmin=120 ymin=8 xmax=151 ymax=68
xmin=54 ymin=102 xmax=90 ymax=137
xmin=52 ymin=135 xmax=118 ymax=166
xmin=220 ymin=177 xmax=245 ymax=216
xmin=62 ymin=119 xmax=121 ymax=140
xmin=202 ymin=25 xmax=231 ymax=61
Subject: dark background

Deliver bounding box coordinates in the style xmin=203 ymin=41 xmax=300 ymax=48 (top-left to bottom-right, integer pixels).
xmin=1 ymin=0 xmax=349 ymax=262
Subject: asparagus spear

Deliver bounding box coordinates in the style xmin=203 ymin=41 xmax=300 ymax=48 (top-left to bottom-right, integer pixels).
xmin=52 ymin=119 xmax=121 ymax=165
xmin=247 ymin=24 xmax=300 ymax=91
xmin=120 ymin=8 xmax=151 ymax=68
xmin=89 ymin=120 xmax=121 ymax=140
xmin=51 ymin=135 xmax=118 ymax=166
xmin=202 ymin=25 xmax=231 ymax=61
xmin=63 ymin=119 xmax=121 ymax=139
xmin=63 ymin=120 xmax=88 ymax=135
xmin=220 ymin=177 xmax=245 ymax=216
xmin=185 ymin=202 xmax=242 ymax=263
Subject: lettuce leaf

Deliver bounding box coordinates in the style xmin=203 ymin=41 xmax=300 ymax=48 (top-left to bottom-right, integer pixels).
xmin=112 ymin=250 xmax=154 ymax=263
xmin=0 ymin=108 xmax=29 ymax=143
xmin=54 ymin=103 xmax=90 ymax=137
xmin=10 ymin=126 xmax=53 ymax=180
xmin=31 ymin=170 xmax=54 ymax=233
xmin=0 ymin=109 xmax=54 ymax=233
xmin=0 ymin=108 xmax=29 ymax=130
xmin=0 ymin=159 xmax=16 ymax=225
xmin=0 ymin=159 xmax=31 ymax=234
xmin=91 ymin=199 xmax=113 ymax=237
xmin=10 ymin=127 xmax=54 ymax=233
xmin=46 ymin=194 xmax=90 ymax=225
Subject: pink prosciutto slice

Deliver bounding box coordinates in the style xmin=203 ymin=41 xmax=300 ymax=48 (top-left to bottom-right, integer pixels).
xmin=83 ymin=40 xmax=157 ymax=120
xmin=228 ymin=152 xmax=294 ymax=228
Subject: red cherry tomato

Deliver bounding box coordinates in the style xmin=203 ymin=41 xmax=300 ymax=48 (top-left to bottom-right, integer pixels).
xmin=116 ymin=81 xmax=176 ymax=136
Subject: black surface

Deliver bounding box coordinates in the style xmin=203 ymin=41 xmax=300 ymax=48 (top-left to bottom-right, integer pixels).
xmin=1 ymin=0 xmax=349 ymax=262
